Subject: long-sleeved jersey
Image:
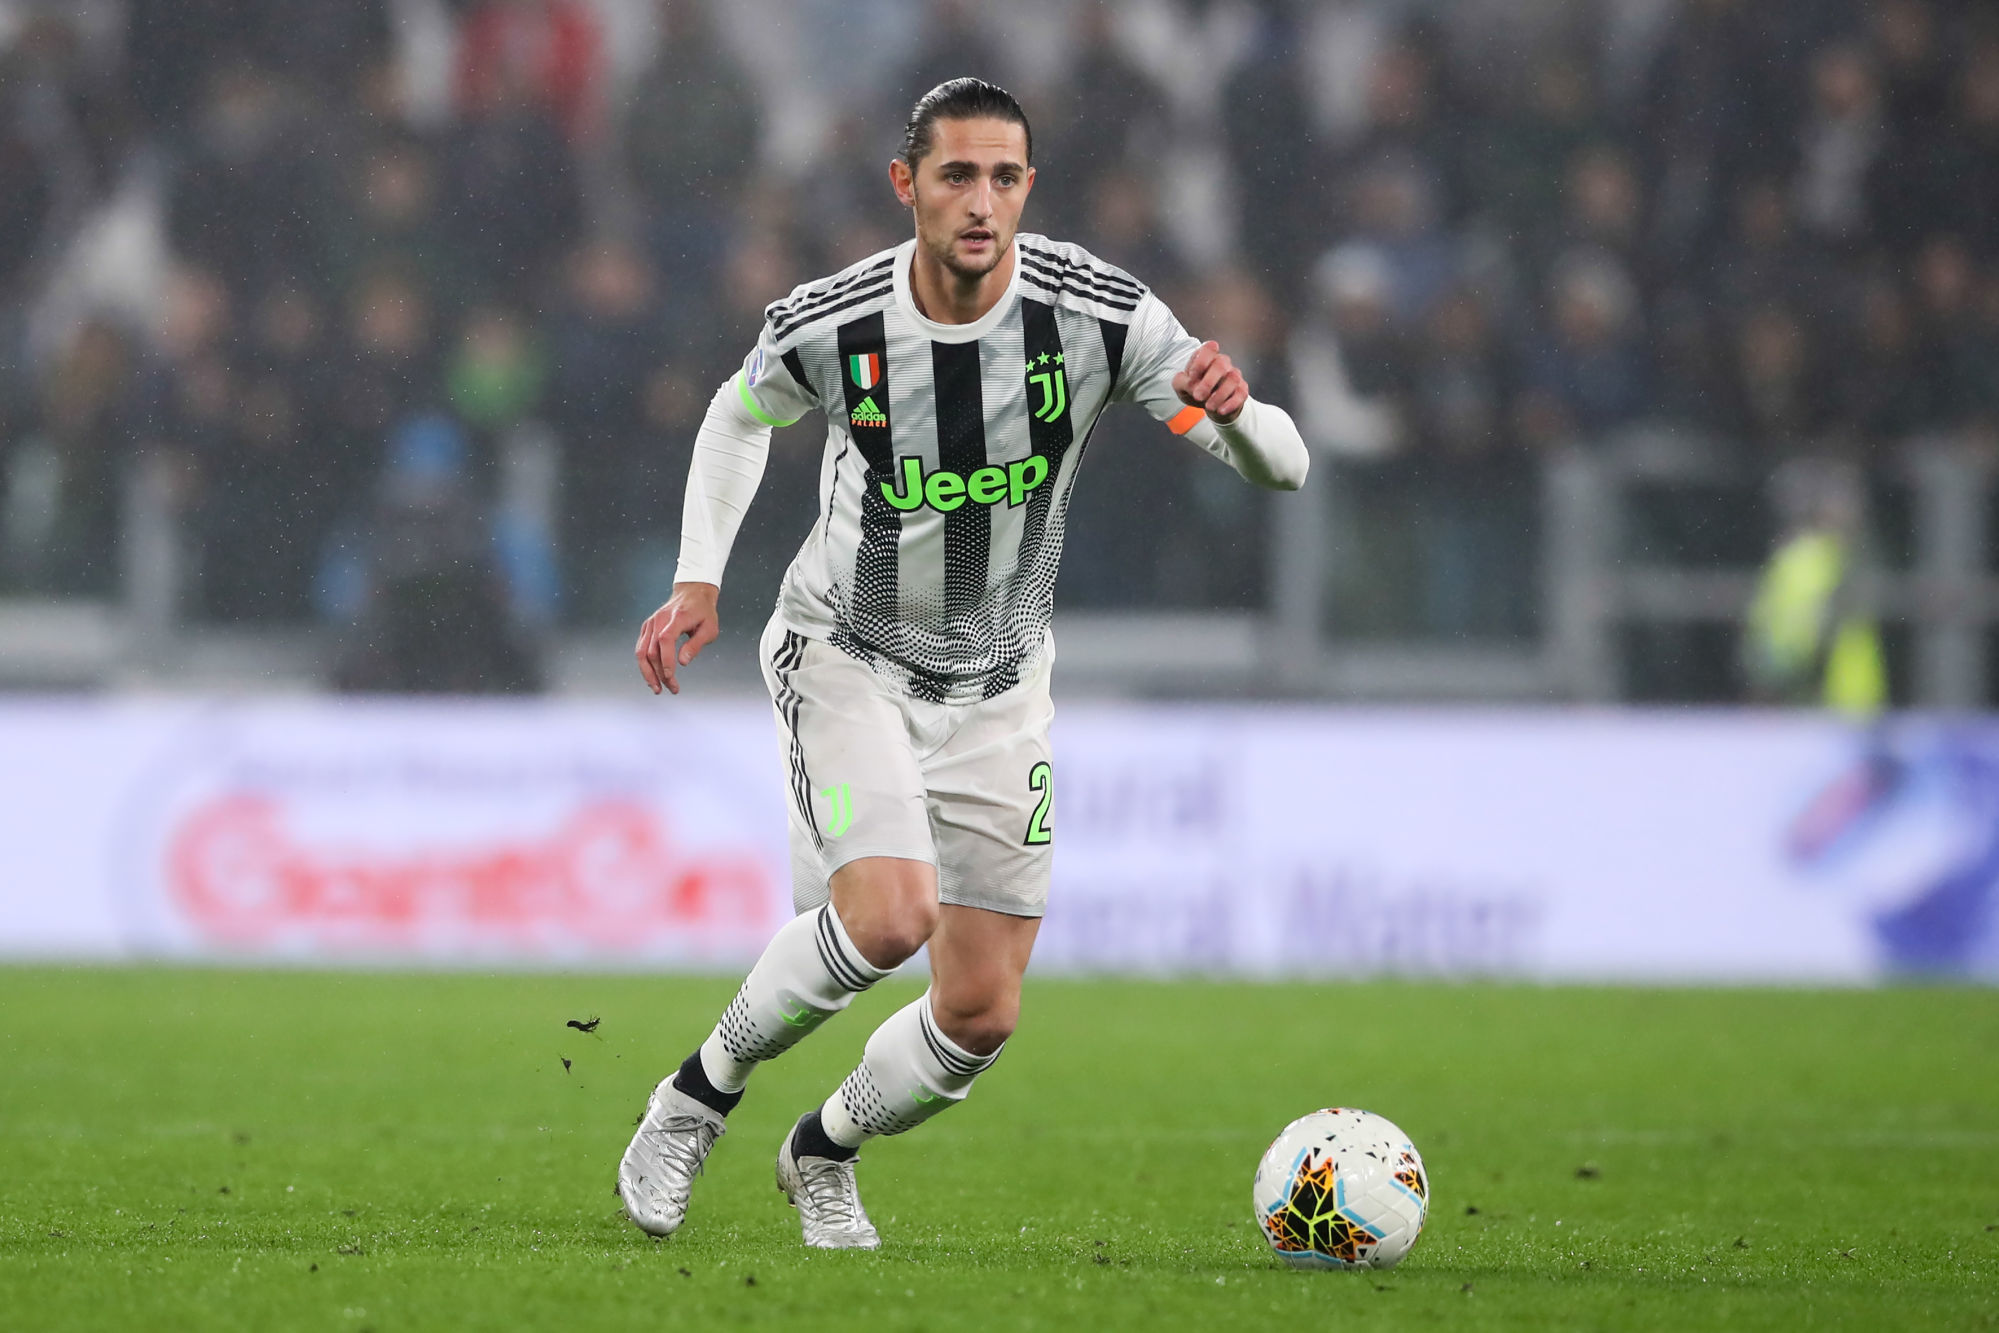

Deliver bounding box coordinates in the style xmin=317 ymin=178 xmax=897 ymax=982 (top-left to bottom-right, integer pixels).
xmin=677 ymin=233 xmax=1307 ymax=703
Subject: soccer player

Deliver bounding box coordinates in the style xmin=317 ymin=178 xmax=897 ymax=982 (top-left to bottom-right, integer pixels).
xmin=621 ymin=78 xmax=1308 ymax=1250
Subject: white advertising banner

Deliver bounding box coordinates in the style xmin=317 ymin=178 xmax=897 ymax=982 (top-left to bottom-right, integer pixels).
xmin=2 ymin=700 xmax=1992 ymax=981
xmin=0 ymin=700 xmax=790 ymax=967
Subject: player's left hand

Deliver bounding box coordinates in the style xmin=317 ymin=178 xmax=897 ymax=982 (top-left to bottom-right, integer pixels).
xmin=1173 ymin=340 xmax=1248 ymax=425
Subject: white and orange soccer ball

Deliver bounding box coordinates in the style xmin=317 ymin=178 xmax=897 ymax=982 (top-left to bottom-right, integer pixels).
xmin=1252 ymin=1108 xmax=1429 ymax=1269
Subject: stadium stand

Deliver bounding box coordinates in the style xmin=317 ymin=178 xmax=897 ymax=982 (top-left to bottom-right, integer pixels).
xmin=1 ymin=0 xmax=1996 ymax=700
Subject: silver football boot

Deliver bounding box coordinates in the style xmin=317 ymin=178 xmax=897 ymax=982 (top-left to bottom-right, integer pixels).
xmin=775 ymin=1115 xmax=880 ymax=1250
xmin=618 ymin=1076 xmax=726 ymax=1236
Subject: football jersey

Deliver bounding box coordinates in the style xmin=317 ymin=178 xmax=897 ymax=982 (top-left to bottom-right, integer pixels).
xmin=733 ymin=233 xmax=1214 ymax=703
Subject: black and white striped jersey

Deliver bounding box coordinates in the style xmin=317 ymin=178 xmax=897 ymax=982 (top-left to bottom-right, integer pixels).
xmin=732 ymin=233 xmax=1215 ymax=704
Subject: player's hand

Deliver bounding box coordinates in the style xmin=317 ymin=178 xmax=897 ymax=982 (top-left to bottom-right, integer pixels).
xmin=1172 ymin=340 xmax=1248 ymax=425
xmin=635 ymin=582 xmax=721 ymax=696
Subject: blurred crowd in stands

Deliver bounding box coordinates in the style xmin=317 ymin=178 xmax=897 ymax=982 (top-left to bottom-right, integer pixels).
xmin=1 ymin=0 xmax=1996 ymax=686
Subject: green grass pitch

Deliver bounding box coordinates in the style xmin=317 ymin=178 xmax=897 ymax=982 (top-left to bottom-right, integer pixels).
xmin=2 ymin=969 xmax=1995 ymax=1331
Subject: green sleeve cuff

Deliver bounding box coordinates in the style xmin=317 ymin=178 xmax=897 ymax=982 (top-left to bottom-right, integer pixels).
xmin=736 ymin=373 xmax=802 ymax=429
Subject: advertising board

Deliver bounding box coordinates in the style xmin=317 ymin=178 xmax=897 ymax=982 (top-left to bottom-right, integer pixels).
xmin=3 ymin=700 xmax=1991 ymax=981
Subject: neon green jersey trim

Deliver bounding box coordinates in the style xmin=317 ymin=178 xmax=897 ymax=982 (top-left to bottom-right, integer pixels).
xmin=736 ymin=372 xmax=802 ymax=428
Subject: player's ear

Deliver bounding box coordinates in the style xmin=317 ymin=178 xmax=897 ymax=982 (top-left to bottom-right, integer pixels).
xmin=890 ymin=157 xmax=916 ymax=209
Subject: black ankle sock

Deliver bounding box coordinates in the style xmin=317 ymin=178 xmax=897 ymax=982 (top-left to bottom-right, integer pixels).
xmin=674 ymin=1050 xmax=744 ymax=1117
xmin=791 ymin=1109 xmax=858 ymax=1162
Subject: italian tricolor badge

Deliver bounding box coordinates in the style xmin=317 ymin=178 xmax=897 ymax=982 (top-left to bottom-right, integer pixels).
xmin=848 ymin=353 xmax=881 ymax=390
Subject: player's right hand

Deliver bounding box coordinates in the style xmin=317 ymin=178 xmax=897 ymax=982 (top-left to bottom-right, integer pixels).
xmin=635 ymin=582 xmax=721 ymax=696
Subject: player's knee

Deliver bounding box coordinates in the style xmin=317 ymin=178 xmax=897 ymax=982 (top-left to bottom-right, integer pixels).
xmin=865 ymin=899 xmax=939 ymax=967
xmin=931 ymin=987 xmax=1018 ymax=1057
xmin=839 ymin=894 xmax=938 ymax=969
xmin=832 ymin=859 xmax=940 ymax=968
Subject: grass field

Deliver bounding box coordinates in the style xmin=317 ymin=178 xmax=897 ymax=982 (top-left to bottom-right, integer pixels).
xmin=2 ymin=969 xmax=1995 ymax=1331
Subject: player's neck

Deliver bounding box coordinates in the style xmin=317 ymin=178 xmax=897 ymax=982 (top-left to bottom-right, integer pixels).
xmin=907 ymin=241 xmax=1014 ymax=325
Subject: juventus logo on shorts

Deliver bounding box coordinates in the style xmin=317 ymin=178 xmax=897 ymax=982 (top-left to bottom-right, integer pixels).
xmin=821 ymin=783 xmax=854 ymax=837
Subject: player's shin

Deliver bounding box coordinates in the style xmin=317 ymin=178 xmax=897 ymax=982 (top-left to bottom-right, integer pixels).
xmin=690 ymin=902 xmax=889 ymax=1110
xmin=813 ymin=991 xmax=1002 ymax=1153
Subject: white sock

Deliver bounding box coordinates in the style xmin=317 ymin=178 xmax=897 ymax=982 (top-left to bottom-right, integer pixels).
xmin=697 ymin=903 xmax=888 ymax=1093
xmin=820 ymin=991 xmax=1002 ymax=1147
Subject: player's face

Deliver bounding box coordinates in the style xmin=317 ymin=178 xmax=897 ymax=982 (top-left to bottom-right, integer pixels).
xmin=897 ymin=118 xmax=1034 ymax=280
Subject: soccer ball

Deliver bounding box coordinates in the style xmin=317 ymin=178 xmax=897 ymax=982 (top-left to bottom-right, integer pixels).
xmin=1252 ymin=1108 xmax=1428 ymax=1269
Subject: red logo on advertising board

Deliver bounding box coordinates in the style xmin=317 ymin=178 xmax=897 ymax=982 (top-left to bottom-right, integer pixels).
xmin=166 ymin=795 xmax=772 ymax=949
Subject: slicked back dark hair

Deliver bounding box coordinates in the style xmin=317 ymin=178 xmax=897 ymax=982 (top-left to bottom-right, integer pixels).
xmin=899 ymin=78 xmax=1033 ymax=169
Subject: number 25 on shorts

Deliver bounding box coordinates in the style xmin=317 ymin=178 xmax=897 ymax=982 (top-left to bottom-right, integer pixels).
xmin=1025 ymin=761 xmax=1054 ymax=846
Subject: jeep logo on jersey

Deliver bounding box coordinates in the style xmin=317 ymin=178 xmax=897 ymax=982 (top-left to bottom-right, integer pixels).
xmin=881 ymin=455 xmax=1050 ymax=513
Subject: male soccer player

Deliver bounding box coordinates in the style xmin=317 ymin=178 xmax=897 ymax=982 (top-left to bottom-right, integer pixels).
xmin=620 ymin=78 xmax=1308 ymax=1250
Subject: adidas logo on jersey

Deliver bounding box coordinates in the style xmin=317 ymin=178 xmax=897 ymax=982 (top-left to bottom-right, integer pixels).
xmin=850 ymin=396 xmax=887 ymax=428
xmin=881 ymin=455 xmax=1050 ymax=513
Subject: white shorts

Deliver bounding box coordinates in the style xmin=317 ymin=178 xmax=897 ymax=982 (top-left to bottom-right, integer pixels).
xmin=758 ymin=613 xmax=1055 ymax=918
